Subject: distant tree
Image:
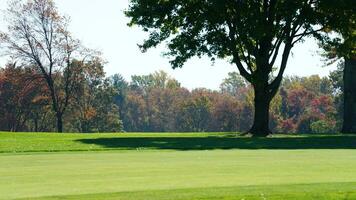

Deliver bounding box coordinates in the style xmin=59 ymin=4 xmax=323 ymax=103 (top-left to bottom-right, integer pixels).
xmin=130 ymin=75 xmax=154 ymax=94
xmin=269 ymin=91 xmax=282 ymax=132
xmin=122 ymin=91 xmax=148 ymax=131
xmin=0 ymin=64 xmax=47 ymax=131
xmin=211 ymin=94 xmax=241 ymax=132
xmin=328 ymin=63 xmax=344 ymax=129
xmin=297 ymin=112 xmax=321 ymax=134
xmin=329 ymin=63 xmax=344 ymax=94
xmin=146 ymin=89 xmax=168 ymax=131
xmin=301 ymin=75 xmax=333 ymax=95
xmin=0 ymin=0 xmax=97 ymax=132
xmin=288 ymin=87 xmax=314 ymax=119
xmin=126 ymin=0 xmax=329 ymax=136
xmin=220 ymin=72 xmax=248 ymax=99
xmin=279 ymin=87 xmax=289 ymax=119
xmin=69 ymin=59 xmax=123 ymax=133
xmin=310 ymin=95 xmax=336 ymax=118
xmin=89 ymin=79 xmax=123 ymax=132
xmin=277 ymin=76 xmax=338 ymax=133
xmin=278 ymin=119 xmax=297 ymax=134
xmin=177 ymin=91 xmax=212 ymax=132
xmin=310 ymin=120 xmax=335 ymax=134
xmin=130 ymin=70 xmax=180 ymax=93
xmin=109 ymin=74 xmax=129 ymax=119
xmin=127 ymin=71 xmax=182 ymax=131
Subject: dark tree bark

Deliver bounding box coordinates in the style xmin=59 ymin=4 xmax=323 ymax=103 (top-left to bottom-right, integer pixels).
xmin=249 ymin=84 xmax=272 ymax=137
xmin=342 ymin=57 xmax=356 ymax=133
xmin=34 ymin=116 xmax=38 ymax=132
xmin=56 ymin=113 xmax=63 ymax=133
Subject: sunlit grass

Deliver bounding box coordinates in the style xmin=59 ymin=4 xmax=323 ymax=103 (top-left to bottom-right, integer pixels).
xmin=1 ymin=132 xmax=356 ymax=200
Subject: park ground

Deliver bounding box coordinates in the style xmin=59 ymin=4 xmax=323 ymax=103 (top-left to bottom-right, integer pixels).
xmin=1 ymin=132 xmax=356 ymax=199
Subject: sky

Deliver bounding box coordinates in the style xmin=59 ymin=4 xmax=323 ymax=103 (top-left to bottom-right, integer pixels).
xmin=0 ymin=0 xmax=337 ymax=90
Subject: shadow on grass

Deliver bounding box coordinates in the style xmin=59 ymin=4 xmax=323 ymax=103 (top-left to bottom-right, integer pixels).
xmin=76 ymin=135 xmax=356 ymax=150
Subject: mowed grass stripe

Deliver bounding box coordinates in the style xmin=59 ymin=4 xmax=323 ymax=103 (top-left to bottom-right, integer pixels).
xmin=17 ymin=183 xmax=356 ymax=200
xmin=1 ymin=150 xmax=356 ymax=199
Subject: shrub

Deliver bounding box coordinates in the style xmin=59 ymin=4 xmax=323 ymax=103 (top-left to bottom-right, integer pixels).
xmin=310 ymin=120 xmax=335 ymax=134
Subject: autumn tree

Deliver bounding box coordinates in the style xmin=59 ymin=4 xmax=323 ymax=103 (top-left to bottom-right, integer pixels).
xmin=277 ymin=75 xmax=336 ymax=133
xmin=68 ymin=59 xmax=123 ymax=133
xmin=211 ymin=93 xmax=241 ymax=132
xmin=0 ymin=63 xmax=46 ymax=131
xmin=127 ymin=70 xmax=183 ymax=131
xmin=0 ymin=0 xmax=95 ymax=132
xmin=176 ymin=90 xmax=212 ymax=132
xmin=121 ymin=91 xmax=148 ymax=131
xmin=126 ymin=0 xmax=330 ymax=136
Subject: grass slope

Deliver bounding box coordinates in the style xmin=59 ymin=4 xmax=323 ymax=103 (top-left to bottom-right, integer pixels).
xmin=1 ymin=132 xmax=356 ymax=199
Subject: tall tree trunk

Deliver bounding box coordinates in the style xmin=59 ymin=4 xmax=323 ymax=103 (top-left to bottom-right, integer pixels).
xmin=342 ymin=57 xmax=356 ymax=133
xmin=249 ymin=83 xmax=272 ymax=137
xmin=56 ymin=112 xmax=63 ymax=133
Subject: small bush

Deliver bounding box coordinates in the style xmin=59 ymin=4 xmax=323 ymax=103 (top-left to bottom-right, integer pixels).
xmin=310 ymin=120 xmax=335 ymax=134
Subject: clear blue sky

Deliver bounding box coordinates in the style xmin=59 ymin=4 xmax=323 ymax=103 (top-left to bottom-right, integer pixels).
xmin=0 ymin=0 xmax=336 ymax=89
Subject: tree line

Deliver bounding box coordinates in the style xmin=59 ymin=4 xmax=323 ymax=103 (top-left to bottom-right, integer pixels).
xmin=0 ymin=66 xmax=344 ymax=133
xmin=0 ymin=62 xmax=122 ymax=132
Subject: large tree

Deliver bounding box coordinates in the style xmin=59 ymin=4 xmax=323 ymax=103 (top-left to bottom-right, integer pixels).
xmin=126 ymin=0 xmax=328 ymax=136
xmin=317 ymin=0 xmax=356 ymax=133
xmin=0 ymin=0 xmax=95 ymax=132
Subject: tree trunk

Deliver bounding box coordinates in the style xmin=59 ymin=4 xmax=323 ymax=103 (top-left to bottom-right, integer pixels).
xmin=34 ymin=117 xmax=38 ymax=132
xmin=342 ymin=57 xmax=356 ymax=133
xmin=249 ymin=84 xmax=272 ymax=137
xmin=56 ymin=113 xmax=63 ymax=133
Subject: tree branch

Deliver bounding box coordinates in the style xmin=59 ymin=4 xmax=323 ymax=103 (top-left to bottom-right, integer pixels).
xmin=226 ymin=22 xmax=253 ymax=82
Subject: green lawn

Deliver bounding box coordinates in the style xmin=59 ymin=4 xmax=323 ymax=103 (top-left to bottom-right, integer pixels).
xmin=1 ymin=132 xmax=356 ymax=200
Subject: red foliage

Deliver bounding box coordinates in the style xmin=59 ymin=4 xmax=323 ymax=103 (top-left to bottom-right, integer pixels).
xmin=0 ymin=65 xmax=47 ymax=131
xmin=287 ymin=88 xmax=315 ymax=118
xmin=278 ymin=118 xmax=297 ymax=133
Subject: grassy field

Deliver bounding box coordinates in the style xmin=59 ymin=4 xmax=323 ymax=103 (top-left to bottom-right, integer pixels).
xmin=1 ymin=132 xmax=356 ymax=199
